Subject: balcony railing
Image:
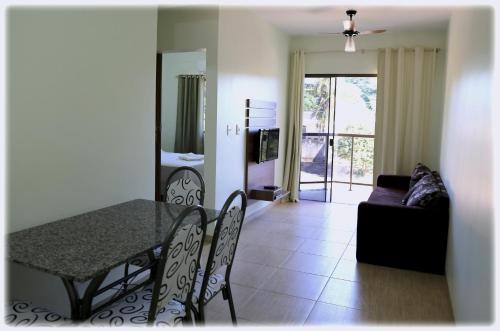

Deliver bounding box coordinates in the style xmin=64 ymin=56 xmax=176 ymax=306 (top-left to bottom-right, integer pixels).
xmin=300 ymin=132 xmax=375 ymax=191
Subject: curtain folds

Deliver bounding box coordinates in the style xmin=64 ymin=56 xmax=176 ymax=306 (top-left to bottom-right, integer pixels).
xmin=175 ymin=75 xmax=205 ymax=154
xmin=283 ymin=50 xmax=305 ymax=202
xmin=373 ymin=47 xmax=437 ymax=182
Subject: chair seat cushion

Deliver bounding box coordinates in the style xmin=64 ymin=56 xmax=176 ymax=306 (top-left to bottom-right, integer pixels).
xmin=89 ymin=285 xmax=185 ymax=326
xmin=192 ymin=269 xmax=226 ymax=305
xmin=368 ymin=187 xmax=407 ymax=206
xmin=5 ymin=300 xmax=72 ymax=326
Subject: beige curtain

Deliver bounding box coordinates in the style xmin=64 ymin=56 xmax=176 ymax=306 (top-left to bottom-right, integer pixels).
xmin=175 ymin=75 xmax=205 ymax=154
xmin=283 ymin=50 xmax=305 ymax=202
xmin=373 ymin=47 xmax=437 ymax=182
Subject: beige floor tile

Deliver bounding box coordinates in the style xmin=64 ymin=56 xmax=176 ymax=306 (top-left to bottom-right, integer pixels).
xmin=260 ymin=268 xmax=329 ymax=300
xmin=349 ymin=232 xmax=357 ymax=245
xmin=229 ymin=260 xmax=278 ymax=289
xmin=281 ymin=214 xmax=328 ymax=228
xmin=234 ymin=244 xmax=293 ymax=266
xmin=242 ymin=232 xmax=305 ymax=251
xmin=258 ymin=208 xmax=294 ymax=220
xmin=241 ymin=218 xmax=274 ymax=233
xmin=281 ymin=251 xmax=339 ymax=277
xmin=341 ymin=244 xmax=357 ymax=261
xmin=202 ymin=307 xmax=253 ymax=326
xmin=203 ymin=283 xmax=258 ymax=316
xmin=313 ymin=228 xmax=354 ymax=244
xmin=265 ymin=222 xmax=318 ymax=239
xmin=304 ymin=302 xmax=369 ymax=325
xmin=331 ymin=259 xmax=390 ymax=285
xmin=238 ymin=290 xmax=315 ymax=325
xmin=318 ymin=278 xmax=371 ymax=310
xmin=236 ymin=233 xmax=257 ymax=246
xmin=297 ymin=239 xmax=347 ymax=258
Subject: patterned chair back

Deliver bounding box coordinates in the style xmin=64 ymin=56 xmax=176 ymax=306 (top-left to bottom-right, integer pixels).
xmin=205 ymin=190 xmax=247 ymax=276
xmin=148 ymin=205 xmax=207 ymax=321
xmin=163 ymin=166 xmax=205 ymax=206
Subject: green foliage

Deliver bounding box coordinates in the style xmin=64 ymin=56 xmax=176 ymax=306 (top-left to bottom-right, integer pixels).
xmin=304 ymin=78 xmax=330 ymax=132
xmin=344 ymin=77 xmax=377 ymax=111
xmin=335 ymin=126 xmax=374 ymax=178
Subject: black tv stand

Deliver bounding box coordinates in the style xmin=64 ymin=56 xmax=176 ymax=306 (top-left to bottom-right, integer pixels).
xmin=264 ymin=185 xmax=279 ymax=190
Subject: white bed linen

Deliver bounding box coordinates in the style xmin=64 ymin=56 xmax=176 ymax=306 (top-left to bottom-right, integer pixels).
xmin=161 ymin=151 xmax=204 ymax=168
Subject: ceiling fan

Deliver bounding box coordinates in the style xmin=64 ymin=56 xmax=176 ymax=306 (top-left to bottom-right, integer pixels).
xmin=324 ymin=9 xmax=386 ymax=52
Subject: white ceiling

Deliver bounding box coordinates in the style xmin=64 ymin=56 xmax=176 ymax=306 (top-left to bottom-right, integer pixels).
xmin=252 ymin=6 xmax=452 ymax=35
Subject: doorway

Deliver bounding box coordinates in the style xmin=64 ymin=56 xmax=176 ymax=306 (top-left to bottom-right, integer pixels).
xmin=299 ymin=74 xmax=377 ymax=203
xmin=155 ymin=50 xmax=207 ymax=201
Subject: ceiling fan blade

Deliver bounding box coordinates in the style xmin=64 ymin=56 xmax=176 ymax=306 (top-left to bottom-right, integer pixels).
xmin=358 ymin=29 xmax=386 ymax=35
xmin=343 ymin=20 xmax=355 ymax=31
xmin=319 ymin=32 xmax=345 ymax=35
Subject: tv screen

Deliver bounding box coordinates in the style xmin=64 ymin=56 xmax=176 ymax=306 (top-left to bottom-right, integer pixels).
xmin=256 ymin=128 xmax=279 ymax=163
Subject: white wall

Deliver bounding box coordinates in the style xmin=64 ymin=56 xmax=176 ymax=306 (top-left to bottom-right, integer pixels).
xmin=440 ymin=8 xmax=494 ymax=323
xmin=216 ymin=8 xmax=290 ymax=208
xmin=7 ymin=8 xmax=158 ymax=233
xmin=291 ymin=31 xmax=447 ymax=169
xmin=161 ymin=51 xmax=206 ymax=152
xmin=157 ymin=7 xmax=219 ymax=208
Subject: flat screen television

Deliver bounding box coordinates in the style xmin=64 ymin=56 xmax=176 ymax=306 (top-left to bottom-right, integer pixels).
xmin=255 ymin=128 xmax=279 ymax=164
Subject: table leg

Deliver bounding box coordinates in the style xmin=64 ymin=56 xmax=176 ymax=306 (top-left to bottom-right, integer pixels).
xmin=61 ymin=278 xmax=80 ymax=320
xmin=60 ymin=272 xmax=108 ymax=321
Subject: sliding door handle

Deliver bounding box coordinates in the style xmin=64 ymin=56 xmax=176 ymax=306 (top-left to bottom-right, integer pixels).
xmin=329 ymin=138 xmax=334 ymax=147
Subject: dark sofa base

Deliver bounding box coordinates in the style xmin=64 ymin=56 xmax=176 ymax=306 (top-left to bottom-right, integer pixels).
xmin=356 ymin=175 xmax=449 ymax=275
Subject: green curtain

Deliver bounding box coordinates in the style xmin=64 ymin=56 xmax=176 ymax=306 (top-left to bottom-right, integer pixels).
xmin=174 ymin=75 xmax=205 ymax=154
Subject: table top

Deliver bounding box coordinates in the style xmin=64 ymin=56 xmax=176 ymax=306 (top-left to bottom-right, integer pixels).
xmin=7 ymin=199 xmax=219 ymax=282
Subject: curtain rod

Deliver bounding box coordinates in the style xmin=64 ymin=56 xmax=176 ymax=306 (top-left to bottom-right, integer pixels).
xmin=305 ymin=48 xmax=440 ymax=55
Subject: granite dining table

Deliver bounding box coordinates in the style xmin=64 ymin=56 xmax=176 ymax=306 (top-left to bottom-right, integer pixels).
xmin=7 ymin=199 xmax=220 ymax=320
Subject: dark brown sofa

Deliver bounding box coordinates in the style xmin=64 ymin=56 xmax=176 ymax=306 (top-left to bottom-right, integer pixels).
xmin=356 ymin=175 xmax=449 ymax=274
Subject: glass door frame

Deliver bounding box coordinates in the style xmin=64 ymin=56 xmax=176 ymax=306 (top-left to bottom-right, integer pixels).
xmin=300 ymin=73 xmax=377 ymax=202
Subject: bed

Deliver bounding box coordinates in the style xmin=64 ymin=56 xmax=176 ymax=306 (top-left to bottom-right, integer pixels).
xmin=160 ymin=150 xmax=204 ymax=196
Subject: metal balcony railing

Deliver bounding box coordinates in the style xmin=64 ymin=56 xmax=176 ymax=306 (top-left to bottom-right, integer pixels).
xmin=300 ymin=132 xmax=375 ymax=191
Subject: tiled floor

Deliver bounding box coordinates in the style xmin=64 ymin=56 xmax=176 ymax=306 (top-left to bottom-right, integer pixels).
xmin=202 ymin=200 xmax=454 ymax=326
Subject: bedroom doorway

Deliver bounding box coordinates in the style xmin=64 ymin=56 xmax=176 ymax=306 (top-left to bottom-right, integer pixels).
xmin=155 ymin=49 xmax=207 ymax=201
xmin=299 ymin=74 xmax=377 ymax=203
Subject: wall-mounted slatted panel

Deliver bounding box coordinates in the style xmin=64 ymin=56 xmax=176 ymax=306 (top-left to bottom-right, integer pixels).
xmin=246 ymin=108 xmax=277 ymax=119
xmin=245 ymin=99 xmax=277 ymax=110
xmin=245 ymin=98 xmax=277 ymax=197
xmin=246 ymin=118 xmax=277 ymax=128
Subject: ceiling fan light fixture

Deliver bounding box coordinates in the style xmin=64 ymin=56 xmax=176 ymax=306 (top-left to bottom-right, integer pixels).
xmin=345 ymin=36 xmax=356 ymax=52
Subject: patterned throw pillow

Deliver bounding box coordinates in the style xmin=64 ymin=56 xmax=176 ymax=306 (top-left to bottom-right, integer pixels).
xmin=409 ymin=163 xmax=432 ymax=189
xmin=405 ymin=172 xmax=448 ymax=208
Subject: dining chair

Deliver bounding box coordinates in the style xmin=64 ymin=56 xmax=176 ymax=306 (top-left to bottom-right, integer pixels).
xmin=163 ymin=166 xmax=205 ymax=206
xmin=89 ymin=205 xmax=208 ymax=326
xmin=191 ymin=190 xmax=247 ymax=325
xmin=125 ymin=166 xmax=206 ymax=279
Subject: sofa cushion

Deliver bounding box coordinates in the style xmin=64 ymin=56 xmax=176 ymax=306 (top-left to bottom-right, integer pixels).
xmin=406 ymin=173 xmax=448 ymax=208
xmin=409 ymin=163 xmax=432 ymax=188
xmin=368 ymin=187 xmax=407 ymax=206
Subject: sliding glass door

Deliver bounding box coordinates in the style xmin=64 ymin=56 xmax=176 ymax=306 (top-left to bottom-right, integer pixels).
xmin=299 ymin=75 xmax=377 ymax=202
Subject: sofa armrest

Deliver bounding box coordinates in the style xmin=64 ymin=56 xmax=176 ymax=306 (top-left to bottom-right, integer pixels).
xmin=376 ymin=175 xmax=411 ymax=190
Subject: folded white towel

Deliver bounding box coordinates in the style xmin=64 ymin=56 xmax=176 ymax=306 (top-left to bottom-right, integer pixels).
xmin=178 ymin=153 xmax=204 ymax=161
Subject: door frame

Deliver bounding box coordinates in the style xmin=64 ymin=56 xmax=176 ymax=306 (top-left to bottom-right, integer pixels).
xmin=155 ymin=53 xmax=162 ymax=201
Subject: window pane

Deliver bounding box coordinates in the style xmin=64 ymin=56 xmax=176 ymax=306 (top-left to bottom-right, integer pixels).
xmin=334 ymin=77 xmax=377 ymax=135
